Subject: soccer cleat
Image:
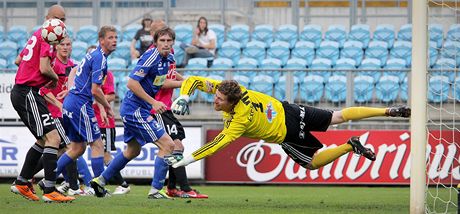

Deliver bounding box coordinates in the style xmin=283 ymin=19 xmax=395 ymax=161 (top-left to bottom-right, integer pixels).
xmin=56 ymin=181 xmax=70 ymax=194
xmin=42 ymin=191 xmax=75 ymax=203
xmin=10 ymin=183 xmax=40 ymax=201
xmin=90 ymin=177 xmax=109 ymax=198
xmin=112 ymin=185 xmax=131 ymax=195
xmin=181 ymin=189 xmax=208 ymax=199
xmin=81 ymin=186 xmax=96 ymax=196
xmin=67 ymin=188 xmax=85 ymax=196
xmin=347 ymin=136 xmax=376 ymax=161
xmin=148 ymin=189 xmax=172 ymax=199
xmin=166 ymin=188 xmax=185 ymax=197
xmin=385 ymin=105 xmax=411 ymax=118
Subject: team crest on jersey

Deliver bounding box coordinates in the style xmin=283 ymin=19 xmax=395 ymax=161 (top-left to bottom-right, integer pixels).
xmin=134 ymin=69 xmax=146 ymax=77
xmin=147 ymin=116 xmax=154 ymax=122
xmin=265 ymin=102 xmax=277 ymax=123
xmin=153 ymin=74 xmax=166 ymax=86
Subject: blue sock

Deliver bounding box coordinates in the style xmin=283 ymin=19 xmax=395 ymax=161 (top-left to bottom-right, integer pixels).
xmin=76 ymin=157 xmax=92 ymax=186
xmin=91 ymin=156 xmax=104 ymax=177
xmin=56 ymin=153 xmax=73 ymax=179
xmin=62 ymin=168 xmax=69 ymax=182
xmin=101 ymin=153 xmax=130 ymax=182
xmin=151 ymin=156 xmax=168 ymax=190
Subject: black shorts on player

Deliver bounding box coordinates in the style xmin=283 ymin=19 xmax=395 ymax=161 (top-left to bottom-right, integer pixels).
xmin=54 ymin=118 xmax=71 ymax=149
xmin=154 ymin=110 xmax=185 ymax=141
xmin=100 ymin=127 xmax=116 ymax=152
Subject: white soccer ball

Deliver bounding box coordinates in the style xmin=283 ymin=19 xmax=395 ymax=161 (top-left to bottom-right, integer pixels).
xmin=41 ymin=18 xmax=67 ymax=45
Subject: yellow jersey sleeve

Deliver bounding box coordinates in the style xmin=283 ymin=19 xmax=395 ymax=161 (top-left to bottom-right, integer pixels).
xmin=179 ymin=76 xmax=222 ymax=96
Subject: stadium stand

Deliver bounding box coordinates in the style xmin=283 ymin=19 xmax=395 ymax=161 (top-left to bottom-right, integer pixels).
xmin=429 ymin=24 xmax=444 ymax=49
xmin=325 ymin=75 xmax=347 ymax=103
xmin=0 ymin=25 xmax=4 ymax=41
xmin=266 ymin=40 xmax=290 ymax=66
xmin=226 ymin=24 xmax=250 ymax=48
xmin=285 ymin=57 xmax=308 ymax=80
xmin=71 ymin=41 xmax=89 ymax=63
xmin=397 ymin=24 xmax=412 ymax=42
xmin=428 ymin=75 xmax=450 ymax=103
xmin=291 ymin=41 xmax=315 ymax=67
xmin=390 ymin=40 xmax=412 ymax=67
xmin=300 ymin=75 xmax=324 ymax=103
xmin=235 ymin=57 xmax=258 ymax=78
xmin=274 ymin=74 xmax=300 ymax=102
xmin=365 ymin=40 xmax=389 ymax=67
xmin=334 ymin=58 xmax=356 ymax=77
xmin=208 ymin=23 xmax=225 ymax=49
xmin=432 ymin=57 xmax=456 ymax=82
xmin=315 ymin=40 xmax=340 ymax=66
xmin=310 ymin=57 xmax=332 ymax=81
xmin=112 ymin=41 xmax=131 ymax=61
xmin=76 ymin=25 xmax=98 ymax=45
xmin=123 ymin=24 xmax=143 ymax=42
xmin=218 ymin=40 xmax=242 ymax=65
xmin=340 ymin=40 xmax=364 ymax=67
xmin=348 ymin=24 xmax=371 ymax=49
xmin=7 ymin=25 xmax=28 ymax=49
xmin=384 ymin=58 xmax=407 ymax=82
xmin=299 ymin=24 xmax=322 ymax=49
xmin=174 ymin=24 xmax=194 ymax=44
xmin=446 ymin=23 xmax=460 ymax=42
xmin=325 ymin=24 xmax=347 ymax=48
xmin=250 ymin=74 xmax=275 ymax=97
xmin=275 ymin=24 xmax=298 ymax=49
xmin=359 ymin=58 xmax=382 ymax=83
xmin=372 ymin=24 xmax=396 ymax=49
xmin=260 ymin=58 xmax=282 ymax=81
xmin=353 ymin=75 xmax=374 ymax=103
xmin=251 ymin=24 xmax=274 ymax=48
xmin=209 ymin=57 xmax=233 ymax=77
xmin=242 ymin=40 xmax=266 ymax=65
xmin=375 ymin=75 xmax=400 ymax=103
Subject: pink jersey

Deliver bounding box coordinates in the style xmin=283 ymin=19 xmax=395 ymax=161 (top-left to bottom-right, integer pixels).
xmin=154 ymin=62 xmax=177 ymax=110
xmin=15 ymin=29 xmax=56 ymax=88
xmin=93 ymin=71 xmax=116 ymax=128
xmin=40 ymin=58 xmax=74 ymax=118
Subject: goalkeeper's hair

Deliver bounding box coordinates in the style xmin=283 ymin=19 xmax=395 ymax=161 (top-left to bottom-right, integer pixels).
xmin=218 ymin=80 xmax=242 ymax=106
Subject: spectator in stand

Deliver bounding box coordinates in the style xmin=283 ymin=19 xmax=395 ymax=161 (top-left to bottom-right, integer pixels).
xmin=180 ymin=16 xmax=216 ymax=67
xmin=130 ymin=14 xmax=154 ymax=59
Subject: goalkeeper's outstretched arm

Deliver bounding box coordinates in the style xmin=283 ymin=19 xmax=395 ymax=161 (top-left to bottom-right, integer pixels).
xmin=179 ymin=76 xmax=222 ymax=97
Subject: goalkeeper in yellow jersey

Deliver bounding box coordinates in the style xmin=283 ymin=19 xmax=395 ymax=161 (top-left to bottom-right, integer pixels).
xmin=168 ymin=76 xmax=411 ymax=170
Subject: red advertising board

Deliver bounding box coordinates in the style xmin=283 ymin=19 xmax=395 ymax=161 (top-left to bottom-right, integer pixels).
xmin=205 ymin=130 xmax=460 ymax=184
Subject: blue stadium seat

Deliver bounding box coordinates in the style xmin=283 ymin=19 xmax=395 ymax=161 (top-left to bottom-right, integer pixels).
xmin=428 ymin=75 xmax=450 ymax=103
xmin=390 ymin=40 xmax=412 ymax=67
xmin=76 ymin=25 xmax=98 ymax=45
xmin=250 ymin=74 xmax=274 ymax=96
xmin=373 ymin=24 xmax=395 ymax=49
xmin=210 ymin=57 xmax=233 ymax=77
xmin=66 ymin=25 xmax=74 ymax=40
xmin=30 ymin=25 xmax=41 ymax=36
xmin=440 ymin=40 xmax=460 ymax=67
xmin=218 ymin=40 xmax=241 ymax=65
xmin=260 ymin=58 xmax=282 ymax=81
xmin=114 ymin=25 xmax=123 ymax=43
xmin=454 ymin=76 xmax=460 ymax=102
xmin=316 ymin=40 xmax=340 ymax=66
xmin=334 ymin=58 xmax=356 ymax=76
xmin=310 ymin=57 xmax=332 ymax=81
xmin=359 ymin=58 xmax=382 ymax=83
xmin=112 ymin=41 xmax=131 ymax=61
xmin=208 ymin=23 xmax=225 ymax=49
xmin=429 ymin=24 xmax=444 ymax=49
xmin=71 ymin=41 xmax=89 ymax=63
xmin=174 ymin=24 xmax=193 ymax=44
xmin=446 ymin=24 xmax=460 ymax=42
xmin=432 ymin=57 xmax=456 ymax=82
xmin=7 ymin=25 xmax=28 ymax=48
xmin=365 ymin=40 xmax=388 ymax=67
xmin=236 ymin=57 xmax=258 ymax=78
xmin=123 ymin=24 xmax=142 ymax=42
xmin=0 ymin=58 xmax=7 ymax=69
xmin=184 ymin=58 xmax=208 ymax=77
xmin=354 ymin=75 xmax=374 ymax=103
xmin=0 ymin=40 xmax=18 ymax=62
xmin=375 ymin=75 xmax=400 ymax=103
xmin=325 ymin=75 xmax=347 ymax=103
xmin=173 ymin=41 xmax=184 ymax=66
xmin=399 ymin=76 xmax=408 ymax=102
xmin=397 ymin=24 xmax=412 ymax=42
xmin=291 ymin=41 xmax=315 ymax=67
xmin=325 ymin=24 xmax=347 ymax=48
xmin=428 ymin=42 xmax=439 ymax=69
xmin=266 ymin=40 xmax=290 ymax=66
xmin=384 ymin=58 xmax=407 ymax=82
xmin=108 ymin=58 xmax=127 ymax=70
xmin=0 ymin=26 xmax=4 ymax=41
xmin=275 ymin=24 xmax=298 ymax=49
xmin=233 ymin=74 xmax=251 ymax=88
xmin=127 ymin=58 xmax=139 ymax=70
xmin=252 ymin=24 xmax=274 ymax=48
xmin=348 ymin=24 xmax=370 ymax=49
xmin=275 ymin=74 xmax=300 ymax=102
xmin=340 ymin=40 xmax=364 ymax=66
xmin=300 ymin=75 xmax=324 ymax=103
xmin=242 ymin=40 xmax=266 ymax=65
xmin=299 ymin=24 xmax=322 ymax=49
xmin=227 ymin=24 xmax=250 ymax=48
xmin=285 ymin=57 xmax=308 ymax=80
xmin=116 ymin=73 xmax=129 ymax=101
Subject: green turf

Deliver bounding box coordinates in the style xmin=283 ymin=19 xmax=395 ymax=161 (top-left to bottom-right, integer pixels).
xmin=1 ymin=184 xmax=457 ymax=214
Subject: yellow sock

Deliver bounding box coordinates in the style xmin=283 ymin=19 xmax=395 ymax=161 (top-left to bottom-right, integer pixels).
xmin=341 ymin=107 xmax=387 ymax=121
xmin=310 ymin=144 xmax=353 ymax=169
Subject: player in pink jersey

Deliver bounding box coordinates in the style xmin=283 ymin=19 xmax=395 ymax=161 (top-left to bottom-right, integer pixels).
xmin=92 ymin=70 xmax=131 ymax=195
xmin=10 ymin=4 xmax=75 ymax=203
xmin=149 ymin=20 xmax=208 ymax=198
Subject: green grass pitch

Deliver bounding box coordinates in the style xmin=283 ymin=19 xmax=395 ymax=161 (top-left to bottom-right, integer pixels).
xmin=1 ymin=184 xmax=457 ymax=213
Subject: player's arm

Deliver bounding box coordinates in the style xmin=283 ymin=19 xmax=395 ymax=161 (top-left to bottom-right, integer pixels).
xmin=40 ymin=57 xmax=59 ymax=83
xmin=161 ymin=79 xmax=182 ymax=89
xmin=130 ymin=31 xmax=141 ymax=58
xmin=43 ymin=92 xmax=62 ymax=110
xmin=170 ymin=117 xmax=246 ymax=167
xmin=15 ymin=55 xmax=22 ymax=66
xmin=127 ymin=78 xmax=166 ymax=113
xmin=179 ymin=75 xmax=221 ymax=96
xmin=56 ymin=66 xmax=77 ymax=100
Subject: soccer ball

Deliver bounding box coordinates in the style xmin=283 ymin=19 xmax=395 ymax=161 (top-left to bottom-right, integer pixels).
xmin=41 ymin=18 xmax=67 ymax=45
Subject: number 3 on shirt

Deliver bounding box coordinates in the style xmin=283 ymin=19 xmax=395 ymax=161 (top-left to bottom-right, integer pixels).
xmin=22 ymin=36 xmax=38 ymax=61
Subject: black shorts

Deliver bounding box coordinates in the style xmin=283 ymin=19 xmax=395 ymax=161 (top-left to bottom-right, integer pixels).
xmin=54 ymin=118 xmax=71 ymax=149
xmin=100 ymin=127 xmax=116 ymax=152
xmin=11 ymin=84 xmax=56 ymax=139
xmin=281 ymin=101 xmax=333 ymax=167
xmin=154 ymin=110 xmax=185 ymax=141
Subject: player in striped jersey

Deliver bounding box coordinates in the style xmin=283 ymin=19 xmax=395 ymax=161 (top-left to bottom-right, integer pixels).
xmin=168 ymin=76 xmax=411 ymax=170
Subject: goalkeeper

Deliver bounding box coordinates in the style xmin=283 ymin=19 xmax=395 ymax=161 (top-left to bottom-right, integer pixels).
xmin=169 ymin=76 xmax=411 ymax=169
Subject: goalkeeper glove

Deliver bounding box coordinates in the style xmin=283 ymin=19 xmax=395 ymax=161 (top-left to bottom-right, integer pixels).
xmin=172 ymin=95 xmax=190 ymax=115
xmin=164 ymin=154 xmax=183 ymax=165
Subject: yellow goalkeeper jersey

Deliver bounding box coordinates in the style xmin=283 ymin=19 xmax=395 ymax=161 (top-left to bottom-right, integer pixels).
xmin=179 ymin=76 xmax=287 ymax=161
